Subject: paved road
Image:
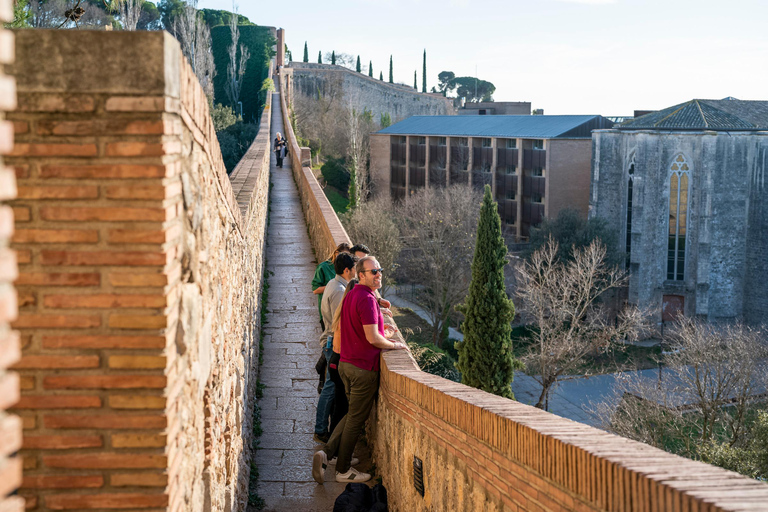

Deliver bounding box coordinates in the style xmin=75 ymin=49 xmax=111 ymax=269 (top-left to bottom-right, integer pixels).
xmin=254 ymin=92 xmax=347 ymax=511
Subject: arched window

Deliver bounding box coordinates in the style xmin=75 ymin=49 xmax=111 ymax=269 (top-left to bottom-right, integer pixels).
xmin=667 ymin=154 xmax=690 ymax=281
xmin=625 ymin=156 xmax=635 ymax=270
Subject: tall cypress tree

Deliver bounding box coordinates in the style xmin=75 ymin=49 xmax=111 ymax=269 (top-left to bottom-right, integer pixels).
xmin=368 ymin=61 xmax=373 ymax=77
xmin=318 ymin=51 xmax=322 ymax=64
xmin=422 ymin=49 xmax=427 ymax=92
xmin=356 ymin=56 xmax=361 ymax=73
xmin=456 ymin=185 xmax=522 ymax=399
xmin=303 ymin=42 xmax=308 ymax=63
xmin=413 ymin=70 xmax=417 ymax=90
xmin=379 ymin=71 xmax=383 ymax=81
xmin=388 ymin=55 xmax=393 ymax=83
xmin=331 ymin=51 xmax=336 ymax=65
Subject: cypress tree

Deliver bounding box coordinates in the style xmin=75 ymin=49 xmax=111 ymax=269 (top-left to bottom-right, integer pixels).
xmin=456 ymin=185 xmax=522 ymax=399
xmin=388 ymin=55 xmax=393 ymax=83
xmin=318 ymin=51 xmax=322 ymax=64
xmin=379 ymin=71 xmax=383 ymax=81
xmin=422 ymin=49 xmax=427 ymax=92
xmin=331 ymin=51 xmax=336 ymax=65
xmin=368 ymin=61 xmax=373 ymax=77
xmin=356 ymin=56 xmax=361 ymax=73
xmin=303 ymin=42 xmax=308 ymax=63
xmin=414 ymin=70 xmax=417 ymax=90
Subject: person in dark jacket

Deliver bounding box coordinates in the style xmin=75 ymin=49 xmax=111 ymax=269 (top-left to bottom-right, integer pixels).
xmin=274 ymin=132 xmax=286 ymax=168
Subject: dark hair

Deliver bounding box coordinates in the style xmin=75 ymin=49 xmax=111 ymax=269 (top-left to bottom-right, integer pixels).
xmin=334 ymin=252 xmax=358 ymax=275
xmin=329 ymin=242 xmax=352 ymax=262
xmin=350 ymin=244 xmax=370 ymax=255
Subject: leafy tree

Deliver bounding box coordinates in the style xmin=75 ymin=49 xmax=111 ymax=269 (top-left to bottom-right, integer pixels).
xmin=528 ymin=208 xmax=623 ymax=266
xmin=356 ymin=55 xmax=361 ymax=73
xmin=211 ymin=103 xmax=238 ymax=131
xmin=368 ymin=61 xmax=373 ymax=77
xmin=456 ymin=185 xmax=522 ymax=398
xmin=437 ymin=71 xmax=456 ymax=95
xmin=318 ymin=50 xmax=322 ymax=63
xmin=422 ymin=49 xmax=427 ymax=93
xmin=157 ymin=0 xmax=184 ymax=32
xmin=380 ymin=112 xmax=391 ymax=128
xmin=321 ymin=157 xmax=348 ymax=191
xmin=198 ymin=8 xmax=251 ymax=27
xmin=453 ymin=76 xmax=495 ymax=102
xmin=331 ymin=50 xmax=336 ymax=65
xmin=136 ymin=0 xmax=161 ymax=29
xmin=413 ymin=70 xmax=417 ymax=90
xmin=8 ymin=0 xmax=32 ymax=27
xmin=303 ymin=41 xmax=308 ymax=62
xmin=379 ymin=71 xmax=383 ymax=81
xmin=388 ymin=55 xmax=393 ymax=83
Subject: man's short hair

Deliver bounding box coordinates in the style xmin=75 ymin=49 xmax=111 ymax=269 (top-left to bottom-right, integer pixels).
xmin=350 ymin=244 xmax=370 ymax=255
xmin=334 ymin=252 xmax=358 ymax=275
xmin=355 ymin=255 xmax=376 ymax=275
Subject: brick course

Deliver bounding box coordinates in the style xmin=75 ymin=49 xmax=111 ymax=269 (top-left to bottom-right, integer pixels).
xmin=0 ymin=3 xmax=21 ymax=512
xmin=6 ymin=30 xmax=271 ymax=512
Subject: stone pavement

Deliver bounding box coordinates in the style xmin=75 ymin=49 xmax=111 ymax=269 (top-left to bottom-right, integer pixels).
xmin=254 ymin=92 xmax=348 ymax=511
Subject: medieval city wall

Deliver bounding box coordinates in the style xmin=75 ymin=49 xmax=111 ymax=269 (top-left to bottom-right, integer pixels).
xmin=6 ymin=30 xmax=271 ymax=512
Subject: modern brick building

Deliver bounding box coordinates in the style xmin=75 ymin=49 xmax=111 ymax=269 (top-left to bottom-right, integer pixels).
xmin=590 ymin=98 xmax=768 ymax=324
xmin=370 ymin=115 xmax=613 ymax=239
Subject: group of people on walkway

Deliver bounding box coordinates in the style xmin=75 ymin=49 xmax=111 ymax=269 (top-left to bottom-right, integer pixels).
xmin=310 ymin=242 xmax=409 ymax=484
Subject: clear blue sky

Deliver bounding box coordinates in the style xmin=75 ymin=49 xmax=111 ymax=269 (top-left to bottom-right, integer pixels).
xmin=197 ymin=0 xmax=768 ymax=115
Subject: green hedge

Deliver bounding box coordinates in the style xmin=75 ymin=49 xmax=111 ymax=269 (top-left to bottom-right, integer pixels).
xmin=321 ymin=157 xmax=349 ymax=191
xmin=211 ymin=25 xmax=275 ymax=123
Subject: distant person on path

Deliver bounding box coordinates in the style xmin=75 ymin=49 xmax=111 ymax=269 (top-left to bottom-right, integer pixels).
xmin=314 ymin=252 xmax=358 ymax=444
xmin=313 ymin=256 xmax=408 ymax=484
xmin=274 ymin=132 xmax=286 ymax=168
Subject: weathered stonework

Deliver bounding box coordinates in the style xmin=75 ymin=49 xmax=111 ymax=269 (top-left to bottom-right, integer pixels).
xmin=0 ymin=2 xmax=22 ymax=511
xmin=590 ymin=128 xmax=768 ymax=323
xmin=6 ymin=30 xmax=270 ymax=512
xmin=285 ymin=62 xmax=454 ymax=125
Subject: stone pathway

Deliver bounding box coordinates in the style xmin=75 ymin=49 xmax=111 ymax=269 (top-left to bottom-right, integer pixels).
xmin=255 ymin=93 xmax=347 ymax=511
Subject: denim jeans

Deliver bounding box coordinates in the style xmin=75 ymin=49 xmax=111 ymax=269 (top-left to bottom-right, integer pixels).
xmin=314 ymin=344 xmax=335 ymax=435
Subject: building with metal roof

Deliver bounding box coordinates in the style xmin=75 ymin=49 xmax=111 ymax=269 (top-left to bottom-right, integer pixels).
xmin=590 ymin=98 xmax=768 ymax=325
xmin=371 ymin=115 xmax=613 ymax=240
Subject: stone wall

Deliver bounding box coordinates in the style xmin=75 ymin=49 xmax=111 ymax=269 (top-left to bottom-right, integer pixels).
xmin=284 ymin=86 xmax=768 ymax=511
xmin=6 ymin=30 xmax=270 ymax=512
xmin=0 ymin=1 xmax=23 ymax=511
xmin=286 ymin=62 xmax=454 ymax=125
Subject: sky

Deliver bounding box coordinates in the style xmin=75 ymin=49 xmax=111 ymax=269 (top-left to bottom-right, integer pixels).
xmin=196 ymin=0 xmax=768 ymax=115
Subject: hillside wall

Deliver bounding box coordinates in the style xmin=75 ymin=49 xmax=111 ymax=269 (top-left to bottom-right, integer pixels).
xmin=0 ymin=1 xmax=23 ymax=511
xmin=286 ymin=62 xmax=454 ymax=124
xmin=6 ymin=30 xmax=270 ymax=512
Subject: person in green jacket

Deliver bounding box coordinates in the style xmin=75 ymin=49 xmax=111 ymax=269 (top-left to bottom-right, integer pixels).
xmin=312 ymin=243 xmax=351 ymax=330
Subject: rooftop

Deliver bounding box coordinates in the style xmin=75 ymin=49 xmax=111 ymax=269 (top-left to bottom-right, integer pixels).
xmin=619 ymin=98 xmax=768 ymax=131
xmin=376 ymin=115 xmax=614 ymax=139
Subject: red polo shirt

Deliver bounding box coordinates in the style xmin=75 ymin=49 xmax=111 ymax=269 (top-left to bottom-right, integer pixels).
xmin=339 ymin=284 xmax=384 ymax=371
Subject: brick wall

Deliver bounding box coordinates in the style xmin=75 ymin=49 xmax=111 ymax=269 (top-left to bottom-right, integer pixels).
xmin=283 ymin=78 xmax=768 ymax=510
xmin=6 ymin=30 xmax=270 ymax=512
xmin=0 ymin=1 xmax=23 ymax=511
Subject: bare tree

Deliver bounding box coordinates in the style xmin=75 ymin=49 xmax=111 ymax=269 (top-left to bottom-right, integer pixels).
xmin=346 ymin=107 xmax=375 ymax=207
xmin=343 ymin=195 xmax=402 ymax=296
xmin=592 ymin=318 xmax=768 ymax=463
xmin=517 ymin=238 xmax=647 ymax=410
xmin=225 ymin=3 xmax=250 ymax=112
xmin=324 ymin=51 xmax=355 ymax=69
xmin=28 ymin=0 xmax=66 ymax=27
xmin=173 ymin=0 xmax=214 ymax=100
xmin=397 ymin=185 xmax=482 ymax=346
xmin=118 ymin=0 xmax=141 ymax=30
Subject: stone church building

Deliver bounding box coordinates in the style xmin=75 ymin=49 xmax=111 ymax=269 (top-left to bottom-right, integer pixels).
xmin=590 ymin=98 xmax=768 ymax=324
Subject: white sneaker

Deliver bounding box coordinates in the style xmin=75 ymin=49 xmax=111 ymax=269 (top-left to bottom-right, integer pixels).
xmin=312 ymin=450 xmax=328 ymax=484
xmin=335 ymin=467 xmax=371 ymax=483
xmin=328 ymin=456 xmax=359 ymax=466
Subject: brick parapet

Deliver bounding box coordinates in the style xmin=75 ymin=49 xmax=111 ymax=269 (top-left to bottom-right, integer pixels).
xmin=0 ymin=2 xmax=22 ymax=512
xmin=6 ymin=30 xmax=270 ymax=512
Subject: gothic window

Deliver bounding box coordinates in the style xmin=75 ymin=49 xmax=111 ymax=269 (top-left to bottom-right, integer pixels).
xmin=625 ymin=158 xmax=635 ymax=269
xmin=667 ymin=154 xmax=690 ymax=281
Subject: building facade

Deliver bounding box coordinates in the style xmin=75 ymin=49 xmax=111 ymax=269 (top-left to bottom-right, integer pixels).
xmin=590 ymin=98 xmax=768 ymax=324
xmin=370 ymin=115 xmax=613 ymax=239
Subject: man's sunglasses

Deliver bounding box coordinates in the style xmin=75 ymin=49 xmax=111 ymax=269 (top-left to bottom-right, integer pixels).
xmin=361 ymin=268 xmax=384 ymax=276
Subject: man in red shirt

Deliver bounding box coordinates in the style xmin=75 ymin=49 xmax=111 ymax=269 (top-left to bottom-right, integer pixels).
xmin=312 ymin=256 xmax=407 ymax=484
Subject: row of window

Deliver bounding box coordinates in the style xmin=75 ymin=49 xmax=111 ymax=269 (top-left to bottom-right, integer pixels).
xmin=398 ymin=136 xmax=544 ymax=150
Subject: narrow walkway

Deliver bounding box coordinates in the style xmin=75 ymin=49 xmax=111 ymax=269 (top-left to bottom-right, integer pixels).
xmin=255 ymin=92 xmax=347 ymax=511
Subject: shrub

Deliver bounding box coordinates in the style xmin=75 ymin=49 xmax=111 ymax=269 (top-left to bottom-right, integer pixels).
xmin=408 ymin=342 xmax=460 ymax=382
xmin=217 ymin=121 xmax=258 ymax=173
xmin=321 ymin=157 xmax=349 ymax=191
xmin=212 ymin=104 xmax=238 ymax=131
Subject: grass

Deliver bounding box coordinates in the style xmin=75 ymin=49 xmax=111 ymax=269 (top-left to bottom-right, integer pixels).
xmin=323 ymin=185 xmax=349 ymax=215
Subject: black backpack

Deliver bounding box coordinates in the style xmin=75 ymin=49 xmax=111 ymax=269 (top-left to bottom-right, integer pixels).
xmin=333 ymin=483 xmax=388 ymax=512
